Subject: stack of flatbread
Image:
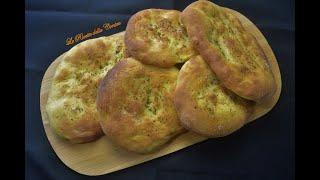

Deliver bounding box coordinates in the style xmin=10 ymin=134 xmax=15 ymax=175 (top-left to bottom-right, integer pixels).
xmin=46 ymin=0 xmax=276 ymax=153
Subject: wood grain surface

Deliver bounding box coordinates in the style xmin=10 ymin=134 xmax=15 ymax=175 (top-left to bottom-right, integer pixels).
xmin=39 ymin=8 xmax=282 ymax=176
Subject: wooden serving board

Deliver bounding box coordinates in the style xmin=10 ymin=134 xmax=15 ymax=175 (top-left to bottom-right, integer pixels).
xmin=40 ymin=8 xmax=282 ymax=176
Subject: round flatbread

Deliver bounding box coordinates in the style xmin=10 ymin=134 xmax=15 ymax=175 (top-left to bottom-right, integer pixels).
xmin=46 ymin=33 xmax=125 ymax=143
xmin=125 ymin=9 xmax=196 ymax=67
xmin=181 ymin=0 xmax=275 ymax=101
xmin=174 ymin=56 xmax=253 ymax=137
xmin=97 ymin=58 xmax=185 ymax=153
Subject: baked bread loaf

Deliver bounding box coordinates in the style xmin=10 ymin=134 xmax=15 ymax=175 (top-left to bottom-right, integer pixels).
xmin=181 ymin=0 xmax=275 ymax=101
xmin=46 ymin=33 xmax=125 ymax=143
xmin=44 ymin=1 xmax=279 ymax=152
xmin=97 ymin=58 xmax=185 ymax=153
xmin=174 ymin=56 xmax=253 ymax=137
xmin=125 ymin=9 xmax=196 ymax=67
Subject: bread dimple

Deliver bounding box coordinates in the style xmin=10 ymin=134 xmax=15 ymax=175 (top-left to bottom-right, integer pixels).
xmin=125 ymin=9 xmax=196 ymax=67
xmin=97 ymin=58 xmax=185 ymax=153
xmin=46 ymin=33 xmax=125 ymax=143
xmin=174 ymin=56 xmax=253 ymax=137
xmin=181 ymin=0 xmax=275 ymax=101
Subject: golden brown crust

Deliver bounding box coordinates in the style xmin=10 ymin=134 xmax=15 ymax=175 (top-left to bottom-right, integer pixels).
xmin=174 ymin=56 xmax=253 ymax=137
xmin=181 ymin=0 xmax=276 ymax=101
xmin=46 ymin=33 xmax=125 ymax=143
xmin=97 ymin=58 xmax=185 ymax=153
xmin=125 ymin=9 xmax=196 ymax=67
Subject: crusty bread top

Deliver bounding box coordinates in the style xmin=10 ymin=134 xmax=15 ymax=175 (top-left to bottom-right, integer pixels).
xmin=181 ymin=0 xmax=276 ymax=101
xmin=46 ymin=33 xmax=125 ymax=143
xmin=125 ymin=9 xmax=196 ymax=67
xmin=174 ymin=56 xmax=253 ymax=137
xmin=97 ymin=58 xmax=185 ymax=153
